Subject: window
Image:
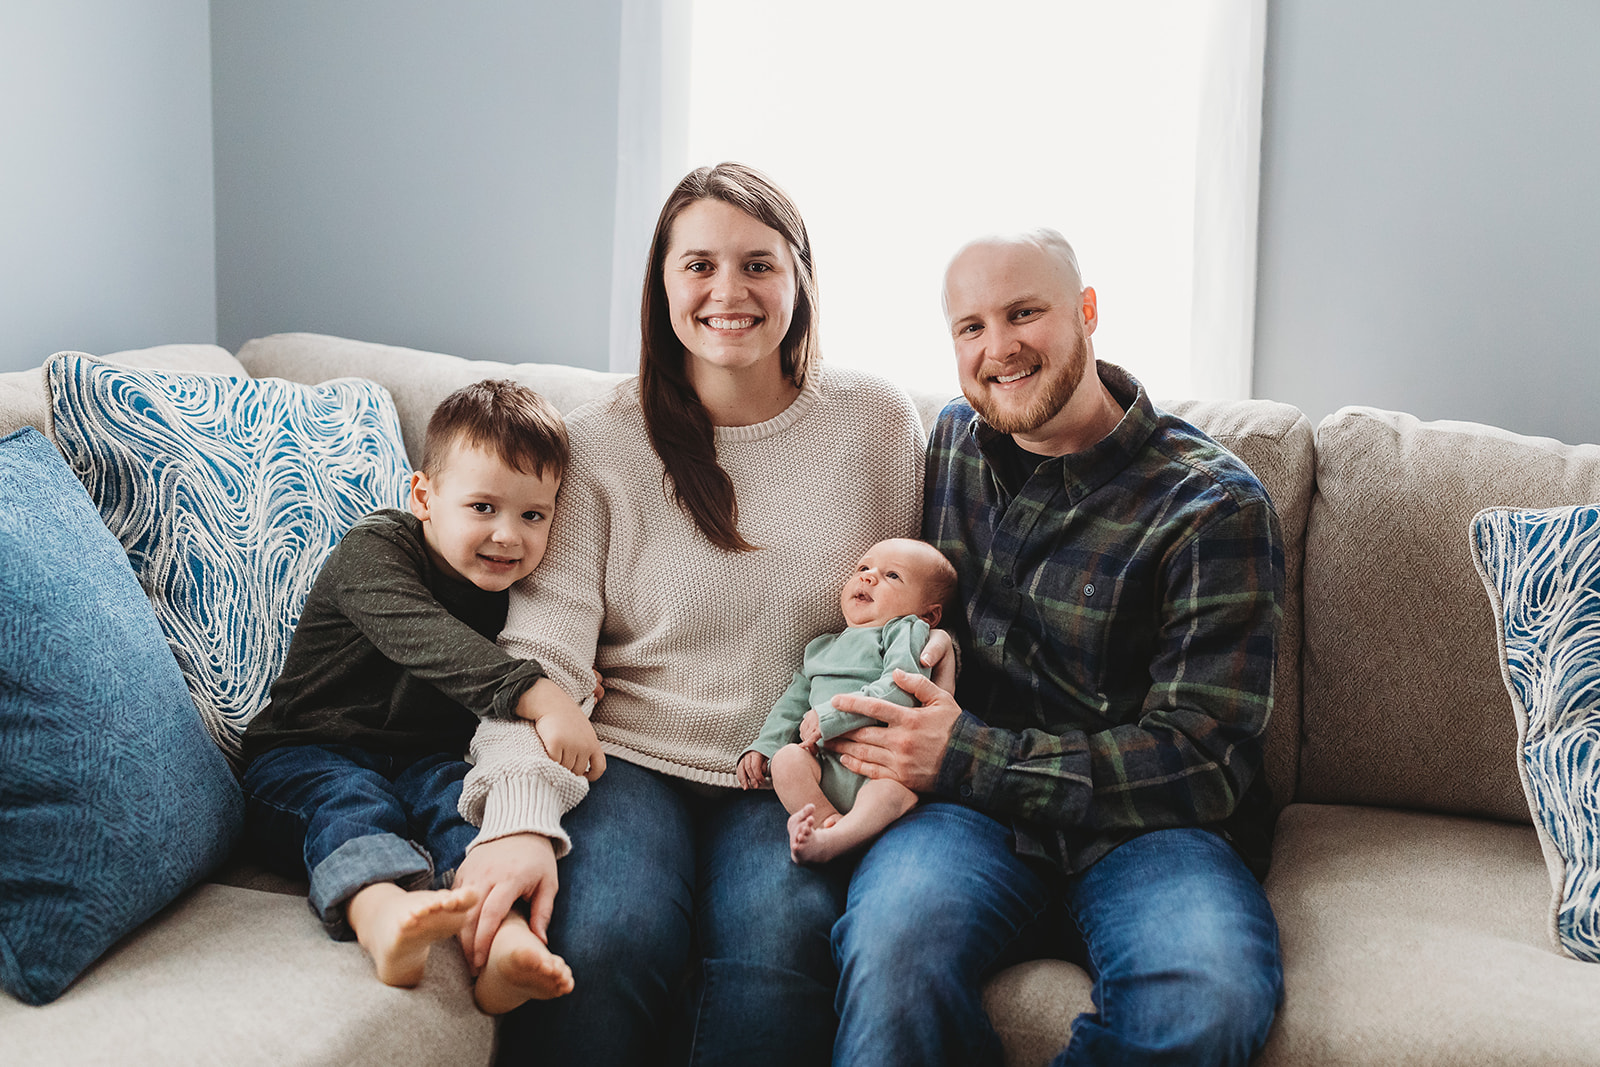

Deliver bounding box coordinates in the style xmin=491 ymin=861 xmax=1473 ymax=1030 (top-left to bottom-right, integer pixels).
xmin=611 ymin=1 xmax=1265 ymax=402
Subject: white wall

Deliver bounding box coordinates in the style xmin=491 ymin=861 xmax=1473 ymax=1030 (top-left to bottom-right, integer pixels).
xmin=1254 ymin=0 xmax=1600 ymax=446
xmin=0 ymin=0 xmax=217 ymax=371
xmin=210 ymin=0 xmax=623 ymax=369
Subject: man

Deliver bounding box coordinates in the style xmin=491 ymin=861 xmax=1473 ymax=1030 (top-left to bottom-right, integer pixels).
xmin=826 ymin=230 xmax=1285 ymax=1066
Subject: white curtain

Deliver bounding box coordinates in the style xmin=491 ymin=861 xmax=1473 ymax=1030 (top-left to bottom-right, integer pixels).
xmin=610 ymin=1 xmax=1266 ymax=400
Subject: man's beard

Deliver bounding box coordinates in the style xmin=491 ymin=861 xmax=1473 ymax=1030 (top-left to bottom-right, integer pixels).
xmin=964 ymin=327 xmax=1089 ymax=436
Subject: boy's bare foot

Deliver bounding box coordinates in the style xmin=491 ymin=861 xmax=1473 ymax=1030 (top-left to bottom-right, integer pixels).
xmin=474 ymin=910 xmax=575 ymax=1014
xmin=788 ymin=803 xmax=846 ymax=864
xmin=350 ymin=883 xmax=480 ymax=988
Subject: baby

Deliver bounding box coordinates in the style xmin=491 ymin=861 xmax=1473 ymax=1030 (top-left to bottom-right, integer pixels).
xmin=738 ymin=538 xmax=957 ymax=863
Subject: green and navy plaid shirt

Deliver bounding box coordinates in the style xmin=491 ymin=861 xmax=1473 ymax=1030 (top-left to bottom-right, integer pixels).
xmin=924 ymin=362 xmax=1283 ymax=877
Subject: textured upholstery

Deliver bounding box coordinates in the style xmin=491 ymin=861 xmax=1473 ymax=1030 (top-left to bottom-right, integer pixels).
xmin=1300 ymin=408 xmax=1600 ymax=819
xmin=1473 ymin=504 xmax=1600 ymax=961
xmin=0 ymin=884 xmax=493 ymax=1065
xmin=1261 ymin=803 xmax=1600 ymax=1065
xmin=47 ymin=354 xmax=412 ymax=765
xmin=0 ymin=344 xmax=246 ymax=440
xmin=236 ymin=332 xmax=630 ymax=459
xmin=0 ymin=428 xmax=242 ymax=1005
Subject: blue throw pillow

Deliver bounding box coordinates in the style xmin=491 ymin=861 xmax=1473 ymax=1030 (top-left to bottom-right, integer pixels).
xmin=1472 ymin=504 xmax=1600 ymax=963
xmin=0 ymin=427 xmax=245 ymax=1005
xmin=47 ymin=355 xmax=412 ymax=767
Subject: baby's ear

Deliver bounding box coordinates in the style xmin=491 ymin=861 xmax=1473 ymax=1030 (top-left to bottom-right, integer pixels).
xmin=920 ymin=603 xmax=943 ymax=628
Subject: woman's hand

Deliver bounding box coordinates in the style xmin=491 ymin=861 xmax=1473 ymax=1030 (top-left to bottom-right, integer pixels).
xmin=921 ymin=628 xmax=958 ymax=692
xmin=454 ymin=833 xmax=559 ymax=973
xmin=736 ymin=750 xmax=769 ymax=790
xmin=591 ymin=668 xmax=606 ymax=703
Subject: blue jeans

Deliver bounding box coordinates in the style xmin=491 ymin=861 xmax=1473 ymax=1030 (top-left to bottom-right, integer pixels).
xmin=497 ymin=757 xmax=850 ymax=1067
xmin=242 ymin=744 xmax=476 ymax=939
xmin=834 ymin=808 xmax=1283 ymax=1067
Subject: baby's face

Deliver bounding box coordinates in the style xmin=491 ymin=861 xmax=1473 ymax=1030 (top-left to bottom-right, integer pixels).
xmin=839 ymin=541 xmax=938 ymax=628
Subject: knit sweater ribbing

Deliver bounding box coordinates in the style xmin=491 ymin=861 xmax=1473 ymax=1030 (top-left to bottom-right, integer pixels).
xmin=488 ymin=364 xmax=925 ymax=807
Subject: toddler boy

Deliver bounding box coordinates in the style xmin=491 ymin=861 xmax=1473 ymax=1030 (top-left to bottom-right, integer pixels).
xmin=240 ymin=379 xmax=603 ymax=1013
xmin=738 ymin=538 xmax=956 ymax=863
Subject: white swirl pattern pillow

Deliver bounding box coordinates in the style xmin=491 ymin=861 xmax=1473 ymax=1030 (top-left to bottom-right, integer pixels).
xmin=47 ymin=354 xmax=411 ymax=767
xmin=1472 ymin=504 xmax=1600 ymax=962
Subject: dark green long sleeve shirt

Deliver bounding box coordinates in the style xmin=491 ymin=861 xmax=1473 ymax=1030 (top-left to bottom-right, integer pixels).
xmin=241 ymin=509 xmax=545 ymax=765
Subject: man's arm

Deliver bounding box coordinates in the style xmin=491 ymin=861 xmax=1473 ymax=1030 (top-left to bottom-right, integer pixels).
xmin=833 ymin=500 xmax=1283 ymax=833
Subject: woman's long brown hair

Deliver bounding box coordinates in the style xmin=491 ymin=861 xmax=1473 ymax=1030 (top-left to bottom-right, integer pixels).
xmin=638 ymin=162 xmax=820 ymax=552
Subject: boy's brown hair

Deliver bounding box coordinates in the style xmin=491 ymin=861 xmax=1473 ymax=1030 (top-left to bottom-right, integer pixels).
xmin=421 ymin=379 xmax=568 ymax=481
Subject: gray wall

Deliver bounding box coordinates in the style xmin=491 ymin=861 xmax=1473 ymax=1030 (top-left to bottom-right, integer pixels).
xmin=210 ymin=1 xmax=622 ymax=369
xmin=0 ymin=0 xmax=216 ymax=371
xmin=1255 ymin=0 xmax=1600 ymax=446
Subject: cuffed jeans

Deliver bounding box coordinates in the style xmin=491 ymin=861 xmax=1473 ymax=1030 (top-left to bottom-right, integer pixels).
xmin=497 ymin=757 xmax=850 ymax=1067
xmin=242 ymin=744 xmax=476 ymax=939
xmin=833 ymin=806 xmax=1283 ymax=1067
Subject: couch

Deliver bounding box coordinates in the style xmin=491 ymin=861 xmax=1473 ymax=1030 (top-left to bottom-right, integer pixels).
xmin=2 ymin=331 xmax=1598 ymax=1065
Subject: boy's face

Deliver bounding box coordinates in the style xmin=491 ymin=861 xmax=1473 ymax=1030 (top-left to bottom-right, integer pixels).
xmin=408 ymin=442 xmax=560 ymax=592
xmin=840 ymin=540 xmax=941 ymax=629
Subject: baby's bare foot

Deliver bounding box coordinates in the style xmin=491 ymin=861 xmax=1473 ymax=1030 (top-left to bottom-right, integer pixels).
xmin=787 ymin=803 xmax=819 ymax=863
xmin=475 ymin=913 xmax=575 ymax=1013
xmin=353 ymin=884 xmax=480 ymax=988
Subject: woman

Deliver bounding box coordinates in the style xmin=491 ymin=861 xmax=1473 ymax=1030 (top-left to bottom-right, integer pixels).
xmin=457 ymin=163 xmax=935 ymax=1064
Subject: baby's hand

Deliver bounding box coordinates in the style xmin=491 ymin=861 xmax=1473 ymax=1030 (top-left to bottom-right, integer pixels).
xmin=535 ymin=705 xmax=606 ymax=781
xmin=737 ymin=750 xmax=769 ymax=790
xmin=799 ymin=709 xmax=822 ymax=751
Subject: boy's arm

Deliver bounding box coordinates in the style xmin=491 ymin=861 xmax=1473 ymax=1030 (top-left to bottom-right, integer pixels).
xmin=333 ymin=517 xmax=545 ymax=720
xmin=817 ymin=617 xmax=931 ymax=741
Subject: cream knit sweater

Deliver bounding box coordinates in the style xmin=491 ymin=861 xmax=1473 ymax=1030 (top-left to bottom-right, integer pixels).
xmin=467 ymin=364 xmax=925 ymax=844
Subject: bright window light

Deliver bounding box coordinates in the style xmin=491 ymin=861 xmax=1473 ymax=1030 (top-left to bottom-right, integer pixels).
xmin=681 ymin=0 xmax=1260 ymax=402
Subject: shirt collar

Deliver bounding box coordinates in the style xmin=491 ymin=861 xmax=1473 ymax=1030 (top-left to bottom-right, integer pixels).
xmin=969 ymin=360 xmax=1158 ymax=503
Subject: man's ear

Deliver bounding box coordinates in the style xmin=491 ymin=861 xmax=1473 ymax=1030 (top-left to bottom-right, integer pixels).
xmin=408 ymin=470 xmax=432 ymax=521
xmin=1080 ymin=286 xmax=1098 ymax=336
xmin=920 ymin=603 xmax=944 ymax=628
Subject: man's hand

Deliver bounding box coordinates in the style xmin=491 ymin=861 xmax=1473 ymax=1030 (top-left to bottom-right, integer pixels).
xmin=921 ymin=628 xmax=958 ymax=692
xmin=454 ymin=833 xmax=559 ymax=973
xmin=736 ymin=750 xmax=769 ymax=790
xmin=518 ymin=677 xmax=607 ymax=781
xmin=826 ymin=670 xmax=962 ymax=793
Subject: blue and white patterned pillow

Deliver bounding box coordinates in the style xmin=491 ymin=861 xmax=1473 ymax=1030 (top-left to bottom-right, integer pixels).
xmin=1472 ymin=504 xmax=1600 ymax=962
xmin=48 ymin=354 xmax=411 ymax=767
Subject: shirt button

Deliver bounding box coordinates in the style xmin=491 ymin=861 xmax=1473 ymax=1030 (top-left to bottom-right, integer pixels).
xmin=1084 ymin=583 xmax=1096 ymax=597
xmin=1001 ymin=574 xmax=1013 ymax=588
xmin=985 ymin=631 xmax=997 ymax=645
xmin=959 ymin=784 xmax=973 ymax=798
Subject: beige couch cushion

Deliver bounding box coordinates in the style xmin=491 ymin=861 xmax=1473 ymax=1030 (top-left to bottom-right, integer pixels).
xmin=236 ymin=332 xmax=628 ymax=465
xmin=0 ymin=344 xmax=246 ymax=441
xmin=1300 ymin=408 xmax=1600 ymax=819
xmin=1261 ymin=803 xmax=1600 ymax=1066
xmin=0 ymin=883 xmax=492 ymax=1066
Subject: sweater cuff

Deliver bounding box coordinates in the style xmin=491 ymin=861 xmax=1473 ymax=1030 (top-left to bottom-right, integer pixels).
xmin=472 ymin=775 xmax=576 ymax=858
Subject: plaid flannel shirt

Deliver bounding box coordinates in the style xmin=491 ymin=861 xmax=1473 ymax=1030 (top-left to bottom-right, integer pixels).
xmin=924 ymin=361 xmax=1284 ymax=877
